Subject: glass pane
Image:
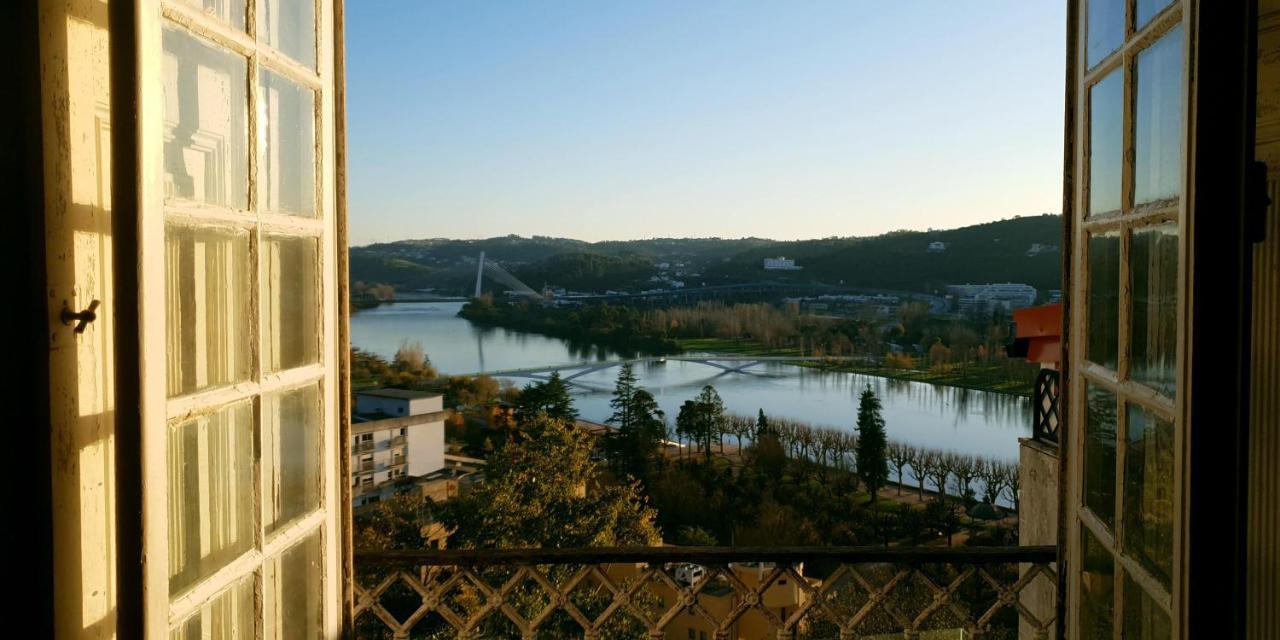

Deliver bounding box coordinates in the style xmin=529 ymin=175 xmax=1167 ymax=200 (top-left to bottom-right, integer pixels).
xmin=1085 ymin=383 xmax=1118 ymax=528
xmin=168 ymin=401 xmax=255 ymax=595
xmin=1123 ymin=573 xmax=1172 ymax=639
xmin=1088 ymin=69 xmax=1123 ymax=216
xmin=174 ymin=0 xmax=246 ymax=31
xmin=1135 ymin=26 xmax=1184 ymax=206
xmin=1086 ymin=0 xmax=1124 ymax=69
xmin=264 ymin=531 xmax=324 ymax=639
xmin=263 ymin=235 xmax=319 ymax=372
xmin=263 ymin=384 xmax=322 ymax=534
xmin=162 ymin=27 xmax=249 ymax=209
xmin=1137 ymin=0 xmax=1176 ymax=31
xmin=1079 ymin=526 xmax=1115 ymax=639
xmin=170 ymin=575 xmax=255 ymax=639
xmin=166 ymin=225 xmax=252 ymax=397
xmin=260 ymin=0 xmax=316 ymax=69
xmin=1124 ymin=404 xmax=1175 ymax=586
xmin=1130 ymin=225 xmax=1178 ymax=396
xmin=259 ymin=70 xmax=317 ymax=217
xmin=1087 ymin=231 xmax=1120 ymax=370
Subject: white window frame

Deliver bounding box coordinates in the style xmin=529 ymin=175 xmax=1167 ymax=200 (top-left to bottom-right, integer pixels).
xmin=134 ymin=0 xmax=341 ymax=636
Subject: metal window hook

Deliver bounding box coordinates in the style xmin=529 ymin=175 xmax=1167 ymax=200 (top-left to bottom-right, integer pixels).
xmin=61 ymin=299 xmax=100 ymax=334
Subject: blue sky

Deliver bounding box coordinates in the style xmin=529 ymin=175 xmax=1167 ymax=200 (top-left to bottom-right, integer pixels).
xmin=345 ymin=2 xmax=1064 ymax=245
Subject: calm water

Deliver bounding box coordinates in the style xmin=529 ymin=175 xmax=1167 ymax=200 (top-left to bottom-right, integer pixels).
xmin=351 ymin=302 xmax=1031 ymax=462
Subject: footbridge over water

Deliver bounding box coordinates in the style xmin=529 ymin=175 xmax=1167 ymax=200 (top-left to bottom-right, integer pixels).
xmin=462 ymin=355 xmax=871 ymax=387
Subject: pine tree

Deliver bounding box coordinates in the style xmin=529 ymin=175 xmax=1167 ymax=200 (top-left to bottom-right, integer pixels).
xmin=515 ymin=371 xmax=578 ymax=426
xmin=855 ymin=385 xmax=890 ymax=502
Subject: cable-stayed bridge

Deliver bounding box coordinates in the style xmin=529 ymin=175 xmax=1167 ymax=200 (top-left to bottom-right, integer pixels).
xmin=474 ymin=251 xmax=541 ymax=299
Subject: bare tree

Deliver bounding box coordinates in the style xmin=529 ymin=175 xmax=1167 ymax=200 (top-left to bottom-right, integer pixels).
xmin=912 ymin=450 xmax=937 ymax=500
xmin=951 ymin=454 xmax=978 ymax=505
xmin=928 ymin=451 xmax=956 ymax=501
xmin=886 ymin=441 xmax=911 ymax=495
xmin=1002 ymin=461 xmax=1022 ymax=512
xmin=976 ymin=457 xmax=1005 ymax=506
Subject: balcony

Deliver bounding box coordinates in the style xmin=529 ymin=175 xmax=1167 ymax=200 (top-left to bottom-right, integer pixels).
xmin=358 ymin=440 xmax=378 ymax=453
xmin=390 ymin=435 xmax=408 ymax=447
xmin=353 ymin=545 xmax=1056 ymax=639
xmin=359 ymin=460 xmax=376 ymax=473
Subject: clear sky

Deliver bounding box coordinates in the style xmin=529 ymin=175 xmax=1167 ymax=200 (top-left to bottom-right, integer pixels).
xmin=345 ymin=2 xmax=1065 ymax=246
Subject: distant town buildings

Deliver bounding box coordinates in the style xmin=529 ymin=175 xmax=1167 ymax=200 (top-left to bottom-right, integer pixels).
xmin=763 ymin=256 xmax=802 ymax=271
xmin=1026 ymin=243 xmax=1059 ymax=257
xmin=927 ymin=241 xmax=948 ymax=253
xmin=946 ymin=282 xmax=1038 ymax=313
xmin=351 ymin=389 xmax=448 ymax=509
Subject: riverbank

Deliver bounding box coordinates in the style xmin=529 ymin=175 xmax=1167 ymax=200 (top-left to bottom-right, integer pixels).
xmin=677 ymin=338 xmax=1034 ymax=397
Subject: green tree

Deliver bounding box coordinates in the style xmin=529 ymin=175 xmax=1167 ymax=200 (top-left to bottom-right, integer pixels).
xmin=352 ymin=492 xmax=433 ymax=550
xmin=607 ymin=363 xmax=639 ymax=430
xmin=696 ymin=386 xmax=726 ymax=462
xmin=437 ymin=416 xmax=660 ymax=549
xmin=515 ymin=371 xmax=578 ymax=425
xmin=854 ymin=385 xmax=890 ymax=502
xmin=674 ymin=525 xmax=718 ymax=547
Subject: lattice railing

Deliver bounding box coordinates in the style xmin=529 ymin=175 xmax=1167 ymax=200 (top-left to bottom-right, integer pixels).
xmin=1033 ymin=369 xmax=1061 ymax=445
xmin=353 ymin=546 xmax=1057 ymax=639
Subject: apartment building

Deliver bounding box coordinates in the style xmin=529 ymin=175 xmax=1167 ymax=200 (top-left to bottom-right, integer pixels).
xmin=351 ymin=389 xmax=446 ymax=508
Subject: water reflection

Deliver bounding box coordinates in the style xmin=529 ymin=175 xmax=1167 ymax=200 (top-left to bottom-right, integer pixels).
xmin=352 ymin=302 xmax=1032 ymax=462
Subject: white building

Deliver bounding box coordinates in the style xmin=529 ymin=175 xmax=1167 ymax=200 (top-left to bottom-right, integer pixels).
xmin=946 ymin=283 xmax=1039 ymax=313
xmin=927 ymin=241 xmax=948 ymax=253
xmin=351 ymin=389 xmax=447 ymax=508
xmin=763 ymin=256 xmax=802 ymax=270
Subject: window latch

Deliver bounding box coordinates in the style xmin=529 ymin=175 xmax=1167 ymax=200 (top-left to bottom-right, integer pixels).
xmin=1247 ymin=161 xmax=1270 ymax=245
xmin=60 ymin=299 xmax=100 ymax=334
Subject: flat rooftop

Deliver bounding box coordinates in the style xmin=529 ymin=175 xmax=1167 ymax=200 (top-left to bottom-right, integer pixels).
xmin=357 ymin=388 xmax=442 ymax=400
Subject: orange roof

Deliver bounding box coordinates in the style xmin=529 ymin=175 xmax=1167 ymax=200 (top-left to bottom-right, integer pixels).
xmin=1012 ymin=303 xmax=1061 ymax=339
xmin=1009 ymin=303 xmax=1062 ymax=366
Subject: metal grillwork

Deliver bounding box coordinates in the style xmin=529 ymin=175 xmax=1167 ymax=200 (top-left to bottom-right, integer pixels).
xmin=1032 ymin=369 xmax=1061 ymax=445
xmin=353 ymin=546 xmax=1057 ymax=639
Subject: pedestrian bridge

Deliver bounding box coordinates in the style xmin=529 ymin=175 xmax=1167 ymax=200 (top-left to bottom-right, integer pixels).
xmin=461 ymin=355 xmax=870 ymax=386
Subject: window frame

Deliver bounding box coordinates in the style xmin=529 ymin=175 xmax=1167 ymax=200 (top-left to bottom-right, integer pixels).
xmin=132 ymin=0 xmax=342 ymax=636
xmin=1068 ymin=0 xmax=1188 ymax=636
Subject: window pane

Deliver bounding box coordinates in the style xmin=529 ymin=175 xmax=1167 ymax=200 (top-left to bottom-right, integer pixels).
xmin=263 ymin=235 xmax=319 ymax=371
xmin=1088 ymin=70 xmax=1123 ymax=216
xmin=1079 ymin=526 xmax=1115 ymax=639
xmin=263 ymin=384 xmax=322 ymax=534
xmin=1136 ymin=0 xmax=1175 ymax=31
xmin=1134 ymin=26 xmax=1184 ymax=206
xmin=1087 ymin=231 xmax=1120 ymax=370
xmin=162 ymin=27 xmax=249 ymax=209
xmin=168 ymin=401 xmax=255 ymax=595
xmin=1130 ymin=225 xmax=1178 ymax=396
xmin=264 ymin=531 xmax=324 ymax=639
xmin=1086 ymin=0 xmax=1123 ymax=69
xmin=1124 ymin=404 xmax=1175 ymax=587
xmin=1085 ymin=383 xmax=1118 ymax=529
xmin=260 ymin=0 xmax=316 ymax=69
xmin=259 ymin=70 xmax=316 ymax=217
xmin=166 ymin=225 xmax=252 ymax=397
xmin=1123 ymin=573 xmax=1172 ymax=639
xmin=174 ymin=0 xmax=246 ymax=31
xmin=170 ymin=575 xmax=255 ymax=639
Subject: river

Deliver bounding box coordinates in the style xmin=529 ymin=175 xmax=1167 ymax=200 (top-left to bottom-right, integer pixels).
xmin=351 ymin=302 xmax=1031 ymax=463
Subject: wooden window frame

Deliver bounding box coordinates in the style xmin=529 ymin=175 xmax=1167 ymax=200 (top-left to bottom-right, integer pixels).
xmin=1064 ymin=1 xmax=1260 ymax=638
xmin=111 ymin=0 xmax=346 ymax=637
xmin=1068 ymin=0 xmax=1187 ymax=636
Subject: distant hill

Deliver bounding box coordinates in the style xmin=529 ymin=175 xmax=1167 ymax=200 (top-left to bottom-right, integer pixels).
xmin=349 ymin=214 xmax=1063 ymax=296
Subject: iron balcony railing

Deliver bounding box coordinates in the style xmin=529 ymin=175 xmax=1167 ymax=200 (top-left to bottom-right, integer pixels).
xmin=391 ymin=435 xmax=409 ymax=447
xmin=358 ymin=440 xmax=378 ymax=453
xmin=353 ymin=545 xmax=1057 ymax=639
